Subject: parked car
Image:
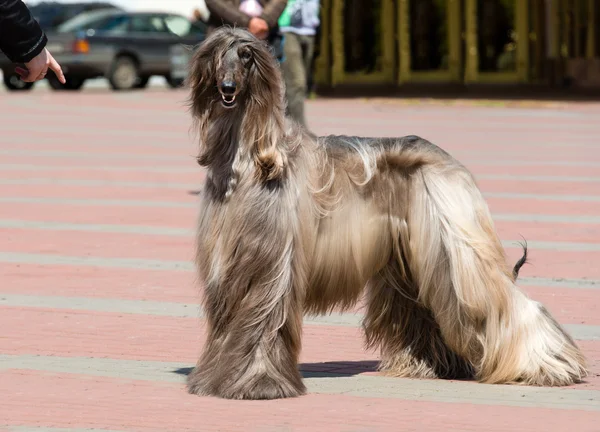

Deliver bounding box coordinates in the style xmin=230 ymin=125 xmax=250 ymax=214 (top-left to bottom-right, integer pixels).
xmin=0 ymin=9 xmax=206 ymax=91
xmin=28 ymin=1 xmax=122 ymax=30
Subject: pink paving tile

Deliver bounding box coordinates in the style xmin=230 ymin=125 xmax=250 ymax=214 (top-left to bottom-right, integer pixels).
xmin=3 ymin=227 xmax=597 ymax=279
xmin=504 ymin=247 xmax=600 ymax=279
xmin=0 ymin=307 xmax=373 ymax=365
xmin=495 ymin=221 xmax=600 ymax=244
xmin=2 ymin=201 xmax=598 ymax=243
xmin=0 ymin=167 xmax=203 ymax=184
xmin=0 ymin=184 xmax=198 ymax=201
xmin=0 ymin=201 xmax=199 ymax=226
xmin=0 ymin=156 xmax=192 ymax=168
xmin=485 ymin=197 xmax=600 ymax=217
xmin=1 ymin=370 xmax=599 ymax=432
xmin=0 ymin=264 xmax=199 ymax=303
xmin=477 ymin=178 xmax=600 ymax=195
xmin=9 ymin=142 xmax=194 ymax=157
xmin=1 ymin=307 xmax=598 ymax=390
xmin=2 ymin=264 xmax=599 ymax=325
xmin=467 ymin=164 xmax=600 ymax=178
xmin=0 ymin=229 xmax=196 ymax=261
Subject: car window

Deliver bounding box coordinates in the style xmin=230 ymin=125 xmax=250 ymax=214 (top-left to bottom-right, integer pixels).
xmin=56 ymin=10 xmax=121 ymax=32
xmin=97 ymin=15 xmax=130 ymax=34
xmin=130 ymin=15 xmax=168 ymax=33
xmin=164 ymin=15 xmax=205 ymax=37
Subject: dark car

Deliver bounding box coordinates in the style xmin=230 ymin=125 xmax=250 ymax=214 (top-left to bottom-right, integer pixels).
xmin=28 ymin=1 xmax=122 ymax=30
xmin=1 ymin=9 xmax=206 ymax=91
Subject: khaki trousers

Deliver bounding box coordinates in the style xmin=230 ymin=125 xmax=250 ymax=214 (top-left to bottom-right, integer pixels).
xmin=282 ymin=32 xmax=315 ymax=129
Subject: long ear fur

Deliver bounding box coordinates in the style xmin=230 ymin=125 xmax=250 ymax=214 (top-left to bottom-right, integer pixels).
xmin=242 ymin=39 xmax=288 ymax=182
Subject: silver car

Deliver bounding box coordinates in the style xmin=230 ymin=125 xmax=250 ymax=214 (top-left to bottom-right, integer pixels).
xmin=0 ymin=8 xmax=206 ymax=91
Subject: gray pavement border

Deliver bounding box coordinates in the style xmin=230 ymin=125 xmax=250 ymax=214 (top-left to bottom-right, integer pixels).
xmin=0 ymin=251 xmax=598 ymax=290
xmin=2 ymin=175 xmax=600 ymax=189
xmin=1 ymin=192 xmax=600 ymax=206
xmin=6 ymin=428 xmax=124 ymax=432
xmin=2 ymin=149 xmax=600 ymax=166
xmin=0 ymin=354 xmax=598 ymax=411
xmin=3 ymin=220 xmax=600 ymax=251
xmin=1 ymin=294 xmax=598 ymax=340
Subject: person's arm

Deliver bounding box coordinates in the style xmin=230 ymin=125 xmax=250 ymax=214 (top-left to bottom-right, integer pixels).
xmin=205 ymin=0 xmax=251 ymax=28
xmin=0 ymin=0 xmax=47 ymax=64
xmin=259 ymin=0 xmax=287 ymax=30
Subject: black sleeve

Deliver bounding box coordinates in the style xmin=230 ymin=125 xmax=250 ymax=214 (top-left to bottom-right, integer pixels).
xmin=0 ymin=0 xmax=47 ymax=64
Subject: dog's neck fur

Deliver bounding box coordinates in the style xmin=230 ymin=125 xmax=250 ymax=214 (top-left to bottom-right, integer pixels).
xmin=198 ymin=105 xmax=244 ymax=201
xmin=199 ymin=96 xmax=287 ymax=201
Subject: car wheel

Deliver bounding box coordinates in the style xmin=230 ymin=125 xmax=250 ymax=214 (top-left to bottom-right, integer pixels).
xmin=48 ymin=75 xmax=85 ymax=91
xmin=3 ymin=71 xmax=34 ymax=91
xmin=134 ymin=75 xmax=150 ymax=89
xmin=165 ymin=74 xmax=184 ymax=89
xmin=108 ymin=56 xmax=139 ymax=91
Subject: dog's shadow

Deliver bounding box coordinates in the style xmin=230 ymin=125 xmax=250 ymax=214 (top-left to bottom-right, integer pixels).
xmin=172 ymin=360 xmax=380 ymax=379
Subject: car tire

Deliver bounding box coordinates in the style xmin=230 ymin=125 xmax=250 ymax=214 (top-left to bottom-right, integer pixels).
xmin=108 ymin=56 xmax=139 ymax=91
xmin=3 ymin=71 xmax=34 ymax=91
xmin=165 ymin=74 xmax=184 ymax=89
xmin=134 ymin=75 xmax=150 ymax=89
xmin=48 ymin=75 xmax=85 ymax=91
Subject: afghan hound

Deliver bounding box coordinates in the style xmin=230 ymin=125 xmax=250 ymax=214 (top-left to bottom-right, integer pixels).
xmin=185 ymin=27 xmax=587 ymax=400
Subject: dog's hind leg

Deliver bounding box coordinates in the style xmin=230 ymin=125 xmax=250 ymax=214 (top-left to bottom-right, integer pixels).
xmin=363 ymin=255 xmax=474 ymax=380
xmin=406 ymin=163 xmax=587 ymax=386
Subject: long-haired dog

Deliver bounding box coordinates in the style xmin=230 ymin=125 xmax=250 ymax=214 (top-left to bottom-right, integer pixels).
xmin=185 ymin=27 xmax=587 ymax=400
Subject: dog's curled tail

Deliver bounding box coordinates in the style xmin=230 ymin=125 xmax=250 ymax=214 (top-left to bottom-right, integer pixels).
xmin=512 ymin=239 xmax=528 ymax=280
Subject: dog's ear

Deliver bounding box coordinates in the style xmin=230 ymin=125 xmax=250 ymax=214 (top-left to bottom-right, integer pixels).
xmin=248 ymin=41 xmax=285 ymax=99
xmin=186 ymin=34 xmax=223 ymax=118
xmin=243 ymin=40 xmax=288 ymax=183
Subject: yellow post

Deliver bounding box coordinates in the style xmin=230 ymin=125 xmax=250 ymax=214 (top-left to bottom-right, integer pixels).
xmin=546 ymin=0 xmax=560 ymax=59
xmin=447 ymin=0 xmax=462 ymax=81
xmin=587 ymin=0 xmax=595 ymax=59
xmin=381 ymin=0 xmax=396 ymax=80
xmin=314 ymin=0 xmax=331 ymax=86
xmin=562 ymin=0 xmax=570 ymax=58
xmin=516 ymin=0 xmax=530 ymax=82
xmin=397 ymin=0 xmax=410 ymax=83
xmin=464 ymin=0 xmax=478 ymax=83
xmin=330 ymin=0 xmax=343 ymax=86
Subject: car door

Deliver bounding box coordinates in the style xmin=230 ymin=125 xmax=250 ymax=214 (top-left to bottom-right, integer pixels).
xmin=127 ymin=14 xmax=174 ymax=75
xmin=163 ymin=14 xmax=206 ymax=46
xmin=162 ymin=15 xmax=207 ymax=80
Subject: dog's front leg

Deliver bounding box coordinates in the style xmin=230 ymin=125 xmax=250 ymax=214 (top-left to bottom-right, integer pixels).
xmin=187 ymin=200 xmax=307 ymax=400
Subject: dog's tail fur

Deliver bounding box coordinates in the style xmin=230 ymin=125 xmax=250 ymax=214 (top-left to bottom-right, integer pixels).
xmin=512 ymin=240 xmax=528 ymax=280
xmin=405 ymin=163 xmax=587 ymax=386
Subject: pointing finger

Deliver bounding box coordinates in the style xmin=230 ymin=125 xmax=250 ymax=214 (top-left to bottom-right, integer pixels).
xmin=48 ymin=54 xmax=66 ymax=84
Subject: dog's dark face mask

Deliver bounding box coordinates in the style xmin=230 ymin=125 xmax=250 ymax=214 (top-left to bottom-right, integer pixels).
xmin=216 ymin=44 xmax=254 ymax=110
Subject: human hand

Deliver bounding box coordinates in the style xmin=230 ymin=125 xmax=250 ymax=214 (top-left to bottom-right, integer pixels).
xmin=15 ymin=48 xmax=66 ymax=83
xmin=248 ymin=17 xmax=269 ymax=39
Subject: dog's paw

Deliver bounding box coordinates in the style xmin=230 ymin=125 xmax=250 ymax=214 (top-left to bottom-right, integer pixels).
xmin=187 ymin=369 xmax=306 ymax=400
xmin=233 ymin=375 xmax=307 ymax=400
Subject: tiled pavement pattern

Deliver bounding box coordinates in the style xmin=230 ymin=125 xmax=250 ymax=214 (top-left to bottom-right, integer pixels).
xmin=1 ymin=87 xmax=600 ymax=431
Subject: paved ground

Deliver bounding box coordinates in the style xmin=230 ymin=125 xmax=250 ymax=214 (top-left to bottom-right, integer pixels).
xmin=1 ymin=84 xmax=600 ymax=432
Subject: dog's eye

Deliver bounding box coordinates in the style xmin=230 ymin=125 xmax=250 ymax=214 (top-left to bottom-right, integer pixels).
xmin=239 ymin=49 xmax=252 ymax=62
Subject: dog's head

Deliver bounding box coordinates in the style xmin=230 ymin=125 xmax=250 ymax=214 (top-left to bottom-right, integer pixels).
xmin=187 ymin=27 xmax=284 ymax=115
xmin=187 ymin=27 xmax=288 ymax=183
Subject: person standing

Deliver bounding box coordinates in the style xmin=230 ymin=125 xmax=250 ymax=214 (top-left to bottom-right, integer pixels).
xmin=204 ymin=0 xmax=287 ymax=42
xmin=0 ymin=0 xmax=65 ymax=83
xmin=278 ymin=0 xmax=320 ymax=131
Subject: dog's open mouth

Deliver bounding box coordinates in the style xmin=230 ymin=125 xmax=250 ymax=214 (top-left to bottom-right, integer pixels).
xmin=221 ymin=94 xmax=237 ymax=108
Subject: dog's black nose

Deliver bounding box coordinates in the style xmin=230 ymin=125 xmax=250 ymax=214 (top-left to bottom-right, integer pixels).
xmin=220 ymin=81 xmax=236 ymax=95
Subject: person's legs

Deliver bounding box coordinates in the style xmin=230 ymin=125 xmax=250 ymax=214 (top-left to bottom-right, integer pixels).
xmin=282 ymin=32 xmax=308 ymax=128
xmin=301 ymin=34 xmax=315 ymax=97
